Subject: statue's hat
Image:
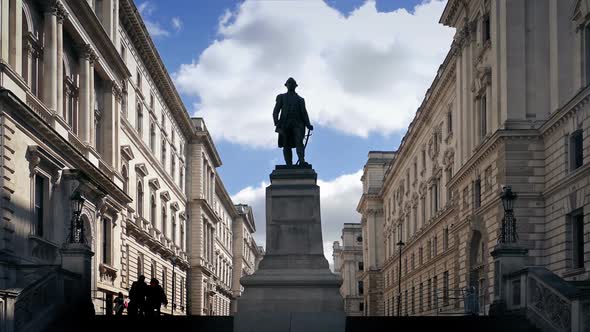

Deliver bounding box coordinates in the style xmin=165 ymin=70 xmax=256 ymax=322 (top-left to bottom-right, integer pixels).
xmin=285 ymin=77 xmax=298 ymax=87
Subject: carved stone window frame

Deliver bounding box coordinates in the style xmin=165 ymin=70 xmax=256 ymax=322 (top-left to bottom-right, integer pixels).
xmin=26 ymin=145 xmax=65 ymax=240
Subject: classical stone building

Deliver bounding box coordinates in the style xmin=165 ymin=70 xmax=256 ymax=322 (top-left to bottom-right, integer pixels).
xmin=358 ymin=0 xmax=590 ymax=325
xmin=230 ymin=204 xmax=262 ymax=313
xmin=333 ymin=223 xmax=364 ymax=316
xmin=0 ymin=0 xmax=258 ymax=328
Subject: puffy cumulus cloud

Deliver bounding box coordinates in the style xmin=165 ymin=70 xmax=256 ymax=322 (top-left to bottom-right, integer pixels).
xmin=174 ymin=0 xmax=454 ymax=148
xmin=231 ymin=170 xmax=363 ymax=267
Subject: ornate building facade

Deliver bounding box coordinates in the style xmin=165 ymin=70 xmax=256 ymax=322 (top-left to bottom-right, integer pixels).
xmin=358 ymin=0 xmax=590 ymax=323
xmin=333 ymin=223 xmax=364 ymax=316
xmin=0 ymin=0 xmax=259 ymax=328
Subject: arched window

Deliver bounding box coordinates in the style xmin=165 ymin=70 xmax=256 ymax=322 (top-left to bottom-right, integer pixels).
xmin=180 ymin=223 xmax=185 ymax=251
xmin=179 ymin=166 xmax=184 ymax=192
xmin=137 ymin=181 xmax=144 ymax=217
xmin=161 ymin=139 xmax=167 ymax=168
xmin=150 ymin=260 xmax=156 ymax=279
xmin=172 ymin=215 xmax=177 ymax=244
xmin=137 ymin=254 xmax=144 ymax=278
xmin=121 ymin=165 xmax=129 ymax=193
xmin=149 ymin=122 xmax=156 ymax=152
xmin=161 ymin=204 xmax=167 ymax=236
xmin=171 ymin=153 xmax=176 ymax=180
xmin=150 ymin=194 xmax=156 ymax=228
xmin=136 ymin=102 xmax=143 ymax=136
xmin=22 ymin=2 xmax=42 ymax=97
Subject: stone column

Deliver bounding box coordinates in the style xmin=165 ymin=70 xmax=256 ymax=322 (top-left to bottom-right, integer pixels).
xmin=103 ymin=81 xmax=120 ymax=167
xmin=89 ymin=61 xmax=95 ymax=147
xmin=1 ymin=0 xmax=9 ymax=62
xmin=78 ymin=45 xmax=95 ymax=144
xmin=42 ymin=2 xmax=57 ymax=111
xmin=56 ymin=6 xmax=67 ymax=118
xmin=8 ymin=0 xmax=21 ymax=75
xmin=23 ymin=40 xmax=32 ymax=86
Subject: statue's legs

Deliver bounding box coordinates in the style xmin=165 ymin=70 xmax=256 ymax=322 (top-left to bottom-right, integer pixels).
xmin=283 ymin=148 xmax=293 ymax=165
xmin=294 ymin=126 xmax=305 ymax=164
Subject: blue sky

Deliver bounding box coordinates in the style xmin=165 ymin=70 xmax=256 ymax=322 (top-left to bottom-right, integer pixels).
xmin=138 ymin=0 xmax=454 ymax=257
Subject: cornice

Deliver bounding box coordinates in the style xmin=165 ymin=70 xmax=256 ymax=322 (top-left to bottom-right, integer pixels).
xmin=0 ymin=89 xmax=132 ymax=205
xmin=65 ymin=0 xmax=130 ymax=79
xmin=380 ymin=51 xmax=457 ymax=194
xmin=447 ymin=129 xmax=541 ymax=190
xmin=192 ymin=122 xmax=223 ymax=167
xmin=119 ymin=0 xmax=194 ymax=137
xmin=541 ymin=84 xmax=590 ymax=136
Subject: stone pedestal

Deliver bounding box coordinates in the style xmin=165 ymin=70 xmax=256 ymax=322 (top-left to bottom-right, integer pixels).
xmin=235 ymin=166 xmax=344 ymax=332
xmin=489 ymin=243 xmax=528 ymax=316
xmin=60 ymin=243 xmax=95 ymax=316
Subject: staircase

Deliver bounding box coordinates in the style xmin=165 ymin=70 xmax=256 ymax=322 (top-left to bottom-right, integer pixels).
xmin=45 ymin=315 xmax=234 ymax=332
xmin=346 ymin=315 xmax=539 ymax=332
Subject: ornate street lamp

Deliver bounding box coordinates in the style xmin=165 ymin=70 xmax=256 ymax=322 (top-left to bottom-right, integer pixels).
xmin=498 ymin=186 xmax=517 ymax=244
xmin=171 ymin=256 xmax=178 ymax=316
xmin=68 ymin=191 xmax=86 ymax=244
xmin=396 ymin=239 xmax=405 ymax=317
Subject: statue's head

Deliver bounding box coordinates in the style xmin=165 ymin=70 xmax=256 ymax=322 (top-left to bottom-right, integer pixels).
xmin=285 ymin=77 xmax=298 ymax=91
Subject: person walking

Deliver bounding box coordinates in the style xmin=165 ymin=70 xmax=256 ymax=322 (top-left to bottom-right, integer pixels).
xmin=113 ymin=292 xmax=125 ymax=316
xmin=146 ymin=278 xmax=168 ymax=317
xmin=128 ymin=275 xmax=148 ymax=317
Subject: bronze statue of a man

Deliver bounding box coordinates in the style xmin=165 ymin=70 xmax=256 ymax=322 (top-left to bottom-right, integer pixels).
xmin=273 ymin=77 xmax=314 ymax=166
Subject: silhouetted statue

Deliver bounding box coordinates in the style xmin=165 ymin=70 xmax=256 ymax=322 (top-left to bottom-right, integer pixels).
xmin=273 ymin=77 xmax=314 ymax=166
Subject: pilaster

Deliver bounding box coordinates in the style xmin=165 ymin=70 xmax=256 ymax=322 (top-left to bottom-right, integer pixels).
xmin=1 ymin=0 xmax=9 ymax=62
xmin=8 ymin=0 xmax=22 ymax=75
xmin=56 ymin=5 xmax=68 ymax=118
xmin=42 ymin=1 xmax=58 ymax=111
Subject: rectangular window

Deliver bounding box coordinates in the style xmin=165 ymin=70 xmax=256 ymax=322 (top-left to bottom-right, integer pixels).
xmin=483 ymin=15 xmax=491 ymax=42
xmin=150 ymin=92 xmax=155 ymax=110
xmin=359 ymin=302 xmax=364 ymax=312
xmin=421 ymin=196 xmax=426 ymax=225
xmin=413 ymin=160 xmax=418 ymax=180
xmin=427 ymin=279 xmax=432 ymax=310
xmin=419 ymin=247 xmax=423 ymax=265
xmin=433 ymin=235 xmax=438 ymax=257
xmin=443 ymin=271 xmax=449 ymax=306
xmin=419 ymin=283 xmax=423 ymax=313
xmin=480 ymin=94 xmax=487 ymax=139
xmin=585 ymin=25 xmax=590 ymax=85
xmin=447 ymin=111 xmax=453 ymax=134
xmin=411 ymin=286 xmax=415 ymax=314
xmin=570 ymin=130 xmax=584 ymax=171
xmin=433 ymin=276 xmax=438 ymax=309
xmin=422 ymin=149 xmax=426 ymax=170
xmin=137 ymin=69 xmax=142 ymax=90
xmin=101 ymin=218 xmax=111 ymax=264
xmin=443 ymin=227 xmax=449 ymax=251
xmin=433 ymin=180 xmax=439 ymax=213
xmin=358 ymin=262 xmax=364 ymax=271
xmin=34 ymin=175 xmax=46 ymax=237
xmin=358 ymin=281 xmax=364 ymax=295
xmin=474 ymin=179 xmax=482 ymax=208
xmin=571 ymin=209 xmax=585 ymax=269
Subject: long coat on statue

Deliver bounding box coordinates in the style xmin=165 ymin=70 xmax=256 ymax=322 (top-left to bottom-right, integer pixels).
xmin=273 ymin=92 xmax=311 ymax=148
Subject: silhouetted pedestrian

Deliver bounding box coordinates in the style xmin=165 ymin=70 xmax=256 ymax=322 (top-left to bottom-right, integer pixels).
xmin=128 ymin=275 xmax=148 ymax=317
xmin=114 ymin=292 xmax=125 ymax=315
xmin=146 ymin=278 xmax=167 ymax=317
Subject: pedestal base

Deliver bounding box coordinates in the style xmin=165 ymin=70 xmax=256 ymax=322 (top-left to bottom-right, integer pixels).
xmin=235 ymin=166 xmax=344 ymax=332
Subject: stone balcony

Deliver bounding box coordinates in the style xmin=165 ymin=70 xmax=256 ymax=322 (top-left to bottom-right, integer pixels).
xmin=99 ymin=263 xmax=118 ymax=286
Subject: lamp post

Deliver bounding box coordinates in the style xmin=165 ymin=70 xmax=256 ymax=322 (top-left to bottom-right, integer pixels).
xmin=171 ymin=256 xmax=177 ymax=315
xmin=68 ymin=191 xmax=86 ymax=244
xmin=498 ymin=186 xmax=517 ymax=244
xmin=396 ymin=239 xmax=405 ymax=317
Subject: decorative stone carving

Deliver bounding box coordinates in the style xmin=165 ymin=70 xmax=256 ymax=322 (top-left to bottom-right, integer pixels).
xmin=99 ymin=263 xmax=118 ymax=286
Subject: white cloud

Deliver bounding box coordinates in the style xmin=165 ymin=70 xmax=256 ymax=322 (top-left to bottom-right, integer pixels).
xmin=174 ymin=0 xmax=454 ymax=148
xmin=172 ymin=17 xmax=183 ymax=31
xmin=138 ymin=1 xmax=172 ymax=38
xmin=231 ymin=170 xmax=363 ymax=266
xmin=138 ymin=1 xmax=155 ymax=16
xmin=145 ymin=21 xmax=170 ymax=37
